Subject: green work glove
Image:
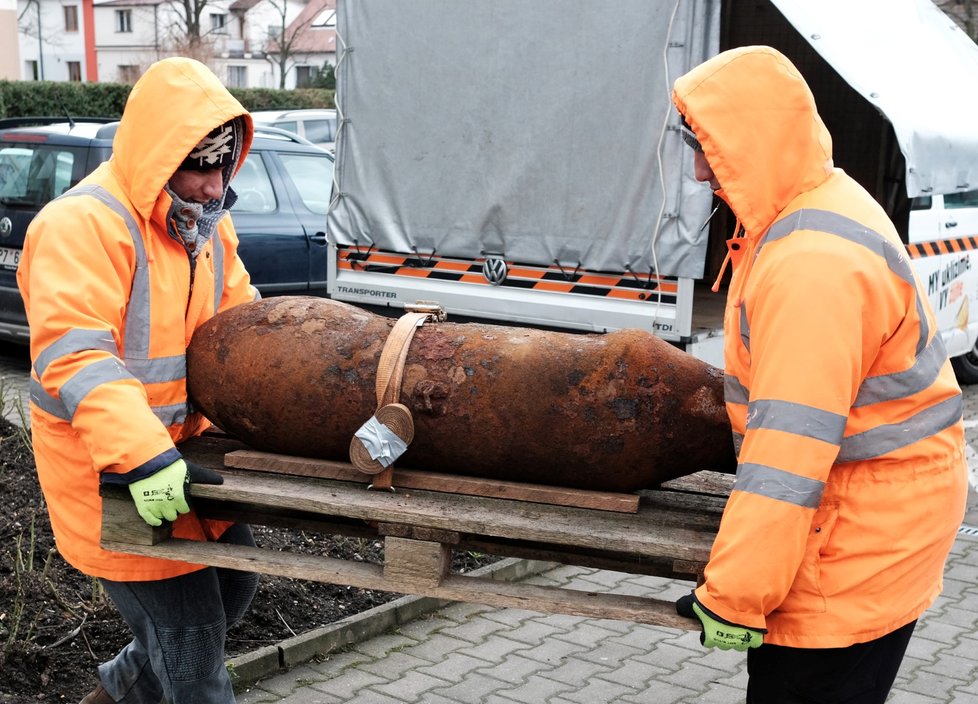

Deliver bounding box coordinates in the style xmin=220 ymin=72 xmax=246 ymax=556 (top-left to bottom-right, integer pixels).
xmin=676 ymin=592 xmax=764 ymax=651
xmin=129 ymin=460 xmax=190 ymax=526
xmin=127 ymin=460 xmax=223 ymax=527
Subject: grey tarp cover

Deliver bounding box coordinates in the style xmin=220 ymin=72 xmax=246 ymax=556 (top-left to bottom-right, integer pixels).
xmin=773 ymin=0 xmax=978 ymax=198
xmin=328 ymin=0 xmax=719 ymax=279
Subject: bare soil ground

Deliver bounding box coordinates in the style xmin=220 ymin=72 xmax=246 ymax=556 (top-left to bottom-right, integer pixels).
xmin=0 ymin=418 xmax=495 ymax=703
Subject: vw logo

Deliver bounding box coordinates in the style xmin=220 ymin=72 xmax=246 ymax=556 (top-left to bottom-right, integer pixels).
xmin=482 ymin=256 xmax=508 ymax=286
xmin=0 ymin=217 xmax=11 ymax=238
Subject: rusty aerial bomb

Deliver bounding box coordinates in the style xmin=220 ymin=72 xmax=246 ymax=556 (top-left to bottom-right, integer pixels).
xmin=186 ymin=297 xmax=735 ymax=492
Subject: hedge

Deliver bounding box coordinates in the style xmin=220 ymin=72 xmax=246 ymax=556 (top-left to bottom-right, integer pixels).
xmin=0 ymin=80 xmax=334 ymax=120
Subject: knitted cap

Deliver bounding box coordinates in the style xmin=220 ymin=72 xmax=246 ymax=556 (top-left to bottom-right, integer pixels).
xmin=679 ymin=115 xmax=703 ymax=153
xmin=179 ymin=121 xmax=236 ymax=171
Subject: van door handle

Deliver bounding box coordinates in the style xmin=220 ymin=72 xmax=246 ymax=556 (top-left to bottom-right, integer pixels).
xmin=945 ymin=220 xmax=959 ymax=228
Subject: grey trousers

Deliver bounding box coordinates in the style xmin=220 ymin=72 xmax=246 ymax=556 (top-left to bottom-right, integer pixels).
xmin=98 ymin=523 xmax=259 ymax=704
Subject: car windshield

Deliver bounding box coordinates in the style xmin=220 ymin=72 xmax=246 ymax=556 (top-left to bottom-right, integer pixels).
xmin=0 ymin=144 xmax=77 ymax=206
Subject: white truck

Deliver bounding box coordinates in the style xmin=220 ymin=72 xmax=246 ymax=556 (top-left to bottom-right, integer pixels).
xmin=325 ymin=0 xmax=978 ymax=381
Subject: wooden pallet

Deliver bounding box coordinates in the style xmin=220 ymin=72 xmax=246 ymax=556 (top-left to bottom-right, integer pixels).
xmin=100 ymin=433 xmax=732 ymax=629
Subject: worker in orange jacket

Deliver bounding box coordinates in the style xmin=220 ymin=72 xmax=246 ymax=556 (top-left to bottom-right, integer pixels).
xmin=18 ymin=58 xmax=262 ymax=704
xmin=671 ymin=46 xmax=968 ymax=703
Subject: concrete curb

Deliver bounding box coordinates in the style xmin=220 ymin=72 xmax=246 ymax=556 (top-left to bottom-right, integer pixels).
xmin=227 ymin=557 xmax=555 ymax=689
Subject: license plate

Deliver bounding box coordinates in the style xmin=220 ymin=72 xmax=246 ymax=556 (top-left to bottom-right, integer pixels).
xmin=0 ymin=246 xmax=20 ymax=270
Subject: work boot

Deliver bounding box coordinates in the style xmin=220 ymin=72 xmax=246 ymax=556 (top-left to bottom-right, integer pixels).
xmin=79 ymin=683 xmax=117 ymax=704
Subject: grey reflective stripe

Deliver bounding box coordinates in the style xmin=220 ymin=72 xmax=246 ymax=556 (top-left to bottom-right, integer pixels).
xmin=37 ymin=185 xmax=193 ymax=425
xmin=853 ymin=334 xmax=947 ymax=408
xmin=740 ymin=305 xmax=750 ymax=353
xmin=724 ymin=374 xmax=749 ymax=405
xmin=35 ymin=328 xmax=119 ymax=379
xmin=838 ymin=394 xmax=962 ymax=462
xmin=760 ymin=209 xmax=929 ymax=355
xmin=29 ymin=377 xmax=70 ymax=420
xmin=734 ymin=462 xmax=824 ymax=508
xmin=732 ymin=431 xmax=744 ymax=455
xmin=60 ymin=185 xmax=152 ymax=359
xmin=125 ymin=355 xmax=187 ymax=384
xmin=212 ymin=232 xmax=225 ymax=315
xmin=747 ymin=399 xmax=846 ymax=446
xmin=59 ymin=357 xmax=133 ymax=418
xmin=30 ymin=377 xmax=191 ymax=425
xmin=155 ymin=402 xmax=190 ymax=426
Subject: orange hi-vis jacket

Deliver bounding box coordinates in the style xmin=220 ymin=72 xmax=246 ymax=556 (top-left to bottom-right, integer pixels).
xmin=17 ymin=58 xmax=260 ymax=581
xmin=673 ymin=46 xmax=967 ymax=648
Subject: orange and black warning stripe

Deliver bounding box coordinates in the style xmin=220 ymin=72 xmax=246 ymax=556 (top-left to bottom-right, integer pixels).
xmin=906 ymin=236 xmax=978 ymax=259
xmin=337 ymin=246 xmax=677 ymax=304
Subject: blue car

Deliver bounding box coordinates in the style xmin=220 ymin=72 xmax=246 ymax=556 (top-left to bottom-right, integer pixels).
xmin=0 ymin=117 xmax=334 ymax=343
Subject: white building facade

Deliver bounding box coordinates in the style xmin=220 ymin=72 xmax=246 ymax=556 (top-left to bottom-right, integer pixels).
xmin=13 ymin=0 xmax=336 ymax=88
xmin=15 ymin=0 xmax=89 ymax=81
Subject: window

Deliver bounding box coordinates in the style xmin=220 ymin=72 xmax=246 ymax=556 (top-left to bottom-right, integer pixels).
xmin=64 ymin=5 xmax=79 ymax=32
xmin=115 ymin=9 xmax=132 ymax=33
xmin=303 ymin=119 xmax=336 ymax=145
xmin=210 ymin=13 xmax=227 ymax=33
xmin=294 ymin=65 xmax=315 ymax=88
xmin=118 ymin=65 xmax=140 ymax=84
xmin=230 ymin=156 xmax=276 ymax=213
xmin=311 ymin=9 xmax=335 ymax=27
xmin=944 ymin=189 xmax=978 ymax=209
xmin=278 ymin=153 xmax=333 ymax=214
xmin=25 ymin=61 xmax=38 ymax=80
xmin=67 ymin=62 xmax=82 ymax=82
xmin=0 ymin=147 xmax=77 ymax=206
xmin=227 ymin=66 xmax=247 ymax=88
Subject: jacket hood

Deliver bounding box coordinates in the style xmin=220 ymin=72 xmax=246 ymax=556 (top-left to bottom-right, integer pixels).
xmin=111 ymin=57 xmax=254 ymax=218
xmin=672 ymin=46 xmax=834 ymax=239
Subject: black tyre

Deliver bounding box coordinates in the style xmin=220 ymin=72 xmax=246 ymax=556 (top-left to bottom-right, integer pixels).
xmin=951 ymin=348 xmax=978 ymax=385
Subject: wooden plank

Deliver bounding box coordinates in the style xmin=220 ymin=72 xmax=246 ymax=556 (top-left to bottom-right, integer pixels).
xmin=456 ymin=536 xmax=704 ymax=580
xmin=101 ymin=537 xmax=700 ymax=630
xmin=384 ymin=537 xmax=451 ymax=588
xmin=186 ymin=471 xmax=714 ymax=563
xmin=100 ymin=486 xmax=172 ymax=546
xmin=377 ymin=523 xmax=461 ymax=545
xmin=224 ymin=450 xmax=640 ymax=514
xmin=658 ymin=470 xmax=734 ymax=497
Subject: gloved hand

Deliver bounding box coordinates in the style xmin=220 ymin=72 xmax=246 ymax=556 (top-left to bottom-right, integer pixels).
xmin=676 ymin=592 xmax=764 ymax=651
xmin=128 ymin=459 xmax=224 ymax=526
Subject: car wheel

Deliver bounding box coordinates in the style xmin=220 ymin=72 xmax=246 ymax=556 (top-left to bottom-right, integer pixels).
xmin=951 ymin=347 xmax=978 ymax=385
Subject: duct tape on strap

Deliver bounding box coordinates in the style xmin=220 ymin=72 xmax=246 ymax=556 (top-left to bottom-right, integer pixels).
xmin=353 ymin=415 xmax=408 ymax=468
xmin=350 ymin=402 xmax=415 ymax=475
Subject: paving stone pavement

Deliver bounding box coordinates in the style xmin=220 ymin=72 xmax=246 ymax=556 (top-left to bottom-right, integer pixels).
xmin=235 ymin=386 xmax=978 ymax=704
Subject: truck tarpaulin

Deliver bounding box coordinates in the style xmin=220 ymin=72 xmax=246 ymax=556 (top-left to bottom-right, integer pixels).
xmin=328 ymin=0 xmax=719 ymax=280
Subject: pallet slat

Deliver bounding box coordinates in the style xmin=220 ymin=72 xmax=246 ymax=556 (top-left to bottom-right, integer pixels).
xmin=98 ymin=436 xmax=727 ymax=628
xmin=188 ymin=471 xmax=714 ymax=563
xmin=225 ymin=450 xmax=641 ymax=514
xmin=101 ymin=538 xmax=698 ymax=630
